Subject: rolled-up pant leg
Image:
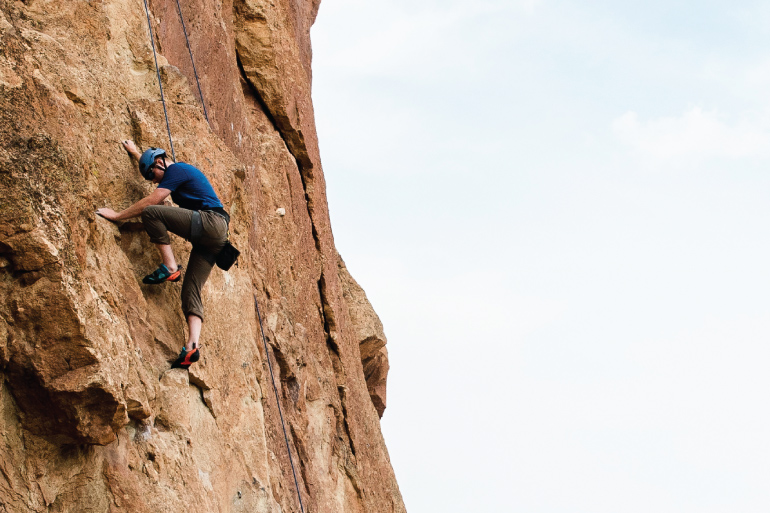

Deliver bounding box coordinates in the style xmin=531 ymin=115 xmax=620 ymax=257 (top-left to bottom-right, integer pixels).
xmin=181 ymin=250 xmax=213 ymax=321
xmin=182 ymin=212 xmax=227 ymax=321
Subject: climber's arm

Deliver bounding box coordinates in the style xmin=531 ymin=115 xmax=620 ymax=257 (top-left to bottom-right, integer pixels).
xmin=96 ymin=188 xmax=171 ymax=222
xmin=122 ymin=140 xmax=142 ymax=161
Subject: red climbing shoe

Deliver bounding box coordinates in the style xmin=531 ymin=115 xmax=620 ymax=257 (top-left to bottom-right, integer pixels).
xmin=170 ymin=346 xmax=200 ymax=369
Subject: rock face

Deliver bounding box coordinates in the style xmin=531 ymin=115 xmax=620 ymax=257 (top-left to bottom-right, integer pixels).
xmin=0 ymin=0 xmax=403 ymax=511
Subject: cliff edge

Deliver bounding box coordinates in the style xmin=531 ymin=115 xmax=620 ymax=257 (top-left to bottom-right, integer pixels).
xmin=0 ymin=0 xmax=403 ymax=511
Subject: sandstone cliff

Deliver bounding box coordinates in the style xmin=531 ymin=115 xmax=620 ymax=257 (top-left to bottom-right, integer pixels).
xmin=0 ymin=0 xmax=403 ymax=511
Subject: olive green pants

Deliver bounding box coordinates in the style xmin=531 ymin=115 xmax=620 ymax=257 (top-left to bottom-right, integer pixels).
xmin=141 ymin=205 xmax=228 ymax=321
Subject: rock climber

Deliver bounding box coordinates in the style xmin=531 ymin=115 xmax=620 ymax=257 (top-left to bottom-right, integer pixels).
xmin=97 ymin=140 xmax=229 ymax=369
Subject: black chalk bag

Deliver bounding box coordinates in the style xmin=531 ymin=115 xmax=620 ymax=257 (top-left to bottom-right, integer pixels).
xmin=216 ymin=240 xmax=240 ymax=270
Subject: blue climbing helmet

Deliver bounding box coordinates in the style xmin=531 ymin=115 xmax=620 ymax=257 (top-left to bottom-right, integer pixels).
xmin=138 ymin=147 xmax=167 ymax=180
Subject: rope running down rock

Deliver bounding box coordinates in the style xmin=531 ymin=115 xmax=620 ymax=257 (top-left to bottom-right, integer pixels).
xmin=255 ymin=295 xmax=307 ymax=513
xmin=174 ymin=0 xmax=210 ymax=125
xmin=141 ymin=1 xmax=305 ymax=509
xmin=141 ymin=0 xmax=176 ymax=160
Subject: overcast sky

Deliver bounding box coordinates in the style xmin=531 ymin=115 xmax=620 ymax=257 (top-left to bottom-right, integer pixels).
xmin=311 ymin=1 xmax=770 ymax=511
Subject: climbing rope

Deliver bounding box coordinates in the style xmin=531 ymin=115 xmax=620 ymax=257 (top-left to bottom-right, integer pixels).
xmin=254 ymin=294 xmax=307 ymax=513
xmin=174 ymin=0 xmax=210 ymax=124
xmin=141 ymin=3 xmax=303 ymax=509
xmin=141 ymin=0 xmax=210 ymax=159
xmin=141 ymin=0 xmax=176 ymax=160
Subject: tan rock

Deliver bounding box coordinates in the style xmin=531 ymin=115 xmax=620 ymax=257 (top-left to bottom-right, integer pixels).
xmin=338 ymin=256 xmax=390 ymax=417
xmin=0 ymin=0 xmax=403 ymax=511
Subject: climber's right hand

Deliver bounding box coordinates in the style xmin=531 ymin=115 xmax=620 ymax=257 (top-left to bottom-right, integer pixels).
xmin=121 ymin=140 xmax=140 ymax=159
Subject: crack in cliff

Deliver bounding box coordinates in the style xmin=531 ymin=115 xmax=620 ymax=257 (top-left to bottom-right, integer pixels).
xmin=337 ymin=385 xmax=356 ymax=458
xmin=290 ymin=424 xmax=311 ymax=499
xmin=236 ymin=54 xmax=280 ymax=144
xmin=317 ymin=274 xmax=357 ymax=458
xmin=270 ymin=342 xmax=300 ymax=406
xmin=235 ymin=53 xmax=321 ymax=253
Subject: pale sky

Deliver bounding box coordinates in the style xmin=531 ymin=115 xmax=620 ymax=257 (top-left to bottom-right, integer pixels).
xmin=311 ymin=1 xmax=770 ymax=511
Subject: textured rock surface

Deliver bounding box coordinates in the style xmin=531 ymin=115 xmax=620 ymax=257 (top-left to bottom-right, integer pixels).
xmin=0 ymin=0 xmax=403 ymax=511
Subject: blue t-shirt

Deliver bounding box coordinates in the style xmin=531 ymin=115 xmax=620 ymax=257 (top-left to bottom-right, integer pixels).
xmin=157 ymin=162 xmax=223 ymax=211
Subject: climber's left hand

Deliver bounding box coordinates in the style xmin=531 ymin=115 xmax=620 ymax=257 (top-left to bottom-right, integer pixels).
xmin=96 ymin=207 xmax=119 ymax=221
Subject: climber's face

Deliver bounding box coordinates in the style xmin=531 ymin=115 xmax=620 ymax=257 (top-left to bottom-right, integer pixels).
xmin=148 ymin=157 xmax=166 ymax=183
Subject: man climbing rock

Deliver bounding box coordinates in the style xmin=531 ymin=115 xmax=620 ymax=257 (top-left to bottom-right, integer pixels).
xmin=97 ymin=140 xmax=229 ymax=369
